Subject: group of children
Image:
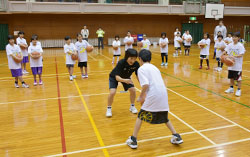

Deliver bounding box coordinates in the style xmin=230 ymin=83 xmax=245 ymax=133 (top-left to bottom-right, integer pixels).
xmin=197 ymin=31 xmax=245 ymax=96
xmin=6 ymin=32 xmax=43 ymax=88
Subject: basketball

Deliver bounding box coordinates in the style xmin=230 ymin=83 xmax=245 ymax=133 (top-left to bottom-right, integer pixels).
xmin=187 ymin=38 xmax=192 ymax=42
xmin=31 ymin=52 xmax=40 ymax=59
xmin=220 ymin=45 xmax=226 ymax=51
xmin=127 ymin=41 xmax=132 ymax=46
xmin=198 ymin=42 xmax=206 ymax=49
xmin=86 ymin=46 xmax=93 ymax=52
xmin=13 ymin=54 xmax=22 ymax=63
xmin=161 ymin=42 xmax=167 ymax=48
xmin=221 ymin=55 xmax=235 ymax=67
xmin=71 ymin=54 xmax=78 ymax=60
xmin=20 ymin=45 xmax=27 ymax=50
xmin=177 ymin=39 xmax=183 ymax=43
xmin=137 ymin=42 xmax=143 ymax=47
xmin=113 ymin=45 xmax=118 ymax=50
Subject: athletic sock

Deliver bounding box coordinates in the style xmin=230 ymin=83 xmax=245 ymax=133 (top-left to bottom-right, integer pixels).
xmin=22 ymin=81 xmax=25 ymax=84
xmin=238 ymin=88 xmax=241 ymax=90
xmin=230 ymin=86 xmax=233 ymax=88
xmin=107 ymin=106 xmax=112 ymax=109
xmin=131 ymin=104 xmax=135 ymax=107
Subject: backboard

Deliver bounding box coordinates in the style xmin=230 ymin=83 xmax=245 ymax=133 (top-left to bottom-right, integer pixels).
xmin=205 ymin=4 xmax=224 ymax=19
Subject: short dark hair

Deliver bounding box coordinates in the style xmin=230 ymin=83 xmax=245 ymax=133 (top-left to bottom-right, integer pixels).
xmin=65 ymin=36 xmax=71 ymax=41
xmin=139 ymin=49 xmax=151 ymax=62
xmin=217 ymin=35 xmax=223 ymax=39
xmin=77 ymin=33 xmax=82 ymax=37
xmin=233 ymin=32 xmax=240 ymax=38
xmin=115 ymin=35 xmax=120 ymax=39
xmin=228 ymin=32 xmax=233 ymax=35
xmin=161 ymin=32 xmax=166 ymax=37
xmin=8 ymin=35 xmax=14 ymax=41
xmin=125 ymin=49 xmax=138 ymax=60
xmin=31 ymin=35 xmax=38 ymax=41
xmin=18 ymin=31 xmax=24 ymax=36
xmin=204 ymin=32 xmax=210 ymax=38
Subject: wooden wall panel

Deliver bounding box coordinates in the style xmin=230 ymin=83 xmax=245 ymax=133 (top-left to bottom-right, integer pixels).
xmin=0 ymin=14 xmax=250 ymax=44
xmin=222 ymin=0 xmax=250 ymax=7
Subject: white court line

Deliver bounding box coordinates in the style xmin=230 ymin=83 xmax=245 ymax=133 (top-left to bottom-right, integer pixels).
xmin=159 ymin=138 xmax=250 ymax=157
xmin=0 ymin=72 xmax=110 ymax=82
xmin=44 ymin=124 xmax=236 ymax=157
xmin=134 ymin=87 xmax=216 ymax=145
xmin=166 ymin=88 xmax=250 ymax=133
xmin=0 ymin=93 xmax=111 ymax=105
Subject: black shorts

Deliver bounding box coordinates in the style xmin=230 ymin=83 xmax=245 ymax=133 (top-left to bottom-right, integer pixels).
xmin=113 ymin=55 xmax=121 ymax=57
xmin=109 ymin=76 xmax=134 ymax=91
xmin=66 ymin=64 xmax=74 ymax=68
xmin=228 ymin=70 xmax=242 ymax=81
xmin=175 ymin=47 xmax=181 ymax=50
xmin=138 ymin=109 xmax=169 ymax=124
xmin=200 ymin=55 xmax=208 ymax=59
xmin=78 ymin=62 xmax=87 ymax=67
xmin=184 ymin=45 xmax=191 ymax=48
xmin=161 ymin=53 xmax=168 ymax=57
xmin=216 ymin=58 xmax=221 ymax=62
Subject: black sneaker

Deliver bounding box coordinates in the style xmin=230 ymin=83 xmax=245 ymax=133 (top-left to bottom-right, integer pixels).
xmin=170 ymin=133 xmax=183 ymax=145
xmin=126 ymin=136 xmax=138 ymax=149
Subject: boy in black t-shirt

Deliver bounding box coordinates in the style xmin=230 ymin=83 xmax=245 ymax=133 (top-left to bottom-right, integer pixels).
xmin=106 ymin=49 xmax=140 ymax=117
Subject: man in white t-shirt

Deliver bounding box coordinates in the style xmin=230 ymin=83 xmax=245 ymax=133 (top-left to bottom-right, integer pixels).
xmin=81 ymin=25 xmax=89 ymax=41
xmin=126 ymin=49 xmax=183 ymax=149
xmin=223 ymin=32 xmax=245 ymax=97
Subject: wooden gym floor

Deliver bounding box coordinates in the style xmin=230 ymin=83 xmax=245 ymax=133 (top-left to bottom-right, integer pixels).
xmin=0 ymin=43 xmax=250 ymax=157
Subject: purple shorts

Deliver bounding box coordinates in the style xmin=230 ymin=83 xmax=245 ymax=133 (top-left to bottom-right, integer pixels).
xmin=22 ymin=56 xmax=29 ymax=63
xmin=31 ymin=67 xmax=43 ymax=75
xmin=10 ymin=69 xmax=23 ymax=77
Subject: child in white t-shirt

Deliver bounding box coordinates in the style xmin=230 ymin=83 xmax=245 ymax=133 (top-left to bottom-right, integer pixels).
xmin=124 ymin=31 xmax=134 ymax=51
xmin=112 ymin=35 xmax=121 ymax=64
xmin=141 ymin=34 xmax=151 ymax=50
xmin=213 ymin=31 xmax=222 ymax=59
xmin=64 ymin=36 xmax=77 ymax=81
xmin=198 ymin=33 xmax=211 ymax=70
xmin=224 ymin=32 xmax=245 ymax=97
xmin=16 ymin=31 xmax=29 ymax=74
xmin=159 ymin=32 xmax=169 ymax=66
xmin=28 ymin=35 xmax=44 ymax=86
xmin=183 ymin=30 xmax=192 ymax=56
xmin=6 ymin=35 xmax=29 ymax=88
xmin=214 ymin=35 xmax=226 ymax=72
xmin=29 ymin=34 xmax=42 ymax=47
xmin=75 ymin=33 xmax=92 ymax=78
xmin=126 ymin=49 xmax=183 ymax=149
xmin=224 ymin=32 xmax=233 ymax=45
xmin=174 ymin=32 xmax=182 ymax=57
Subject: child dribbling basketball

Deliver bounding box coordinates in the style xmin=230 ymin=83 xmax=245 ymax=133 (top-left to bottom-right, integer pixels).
xmin=126 ymin=49 xmax=183 ymax=149
xmin=6 ymin=35 xmax=29 ymax=88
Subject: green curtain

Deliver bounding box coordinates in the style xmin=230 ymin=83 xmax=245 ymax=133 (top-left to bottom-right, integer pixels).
xmin=0 ymin=24 xmax=9 ymax=50
xmin=182 ymin=23 xmax=203 ymax=44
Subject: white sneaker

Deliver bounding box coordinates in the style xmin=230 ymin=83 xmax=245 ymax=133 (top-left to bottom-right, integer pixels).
xmin=85 ymin=75 xmax=88 ymax=78
xmin=165 ymin=63 xmax=168 ymax=66
xmin=15 ymin=83 xmax=19 ymax=88
xmin=225 ymin=87 xmax=234 ymax=93
xmin=39 ymin=80 xmax=43 ymax=85
xmin=235 ymin=90 xmax=241 ymax=97
xmin=72 ymin=75 xmax=77 ymax=79
xmin=106 ymin=107 xmax=112 ymax=117
xmin=69 ymin=76 xmax=73 ymax=81
xmin=24 ymin=70 xmax=29 ymax=74
xmin=173 ymin=54 xmax=176 ymax=57
xmin=34 ymin=81 xmax=37 ymax=86
xmin=126 ymin=136 xmax=138 ymax=149
xmin=22 ymin=83 xmax=29 ymax=88
xmin=130 ymin=105 xmax=138 ymax=114
xmin=161 ymin=62 xmax=164 ymax=66
xmin=171 ymin=134 xmax=183 ymax=145
xmin=82 ymin=75 xmax=85 ymax=78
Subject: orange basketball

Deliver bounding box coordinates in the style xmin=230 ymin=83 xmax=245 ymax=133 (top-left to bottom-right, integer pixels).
xmin=177 ymin=40 xmax=183 ymax=43
xmin=198 ymin=42 xmax=205 ymax=49
xmin=31 ymin=52 xmax=40 ymax=59
xmin=86 ymin=46 xmax=93 ymax=53
xmin=13 ymin=54 xmax=22 ymax=63
xmin=20 ymin=45 xmax=27 ymax=50
xmin=113 ymin=46 xmax=118 ymax=50
xmin=221 ymin=56 xmax=235 ymax=67
xmin=71 ymin=54 xmax=78 ymax=60
xmin=127 ymin=41 xmax=132 ymax=46
xmin=187 ymin=38 xmax=192 ymax=42
xmin=137 ymin=42 xmax=143 ymax=47
xmin=161 ymin=43 xmax=167 ymax=48
xmin=220 ymin=45 xmax=226 ymax=51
